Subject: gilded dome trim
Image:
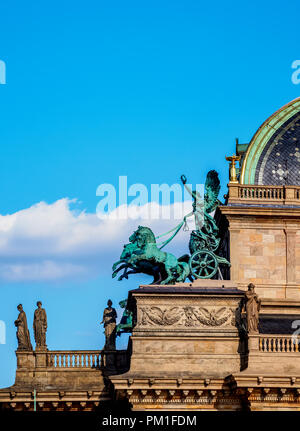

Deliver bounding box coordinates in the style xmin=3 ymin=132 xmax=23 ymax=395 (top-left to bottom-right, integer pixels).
xmin=240 ymin=97 xmax=300 ymax=184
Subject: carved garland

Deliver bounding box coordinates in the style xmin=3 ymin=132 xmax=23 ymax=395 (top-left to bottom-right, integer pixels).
xmin=138 ymin=306 xmax=235 ymax=327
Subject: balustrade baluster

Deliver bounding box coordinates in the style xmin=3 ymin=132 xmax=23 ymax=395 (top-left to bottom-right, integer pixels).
xmin=252 ymin=336 xmax=300 ymax=353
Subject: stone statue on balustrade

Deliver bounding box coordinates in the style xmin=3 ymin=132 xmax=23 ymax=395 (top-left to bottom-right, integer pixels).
xmin=242 ymin=283 xmax=261 ymax=334
xmin=14 ymin=304 xmax=33 ymax=351
xmin=33 ymin=301 xmax=47 ymax=350
xmin=101 ymin=300 xmax=117 ymax=350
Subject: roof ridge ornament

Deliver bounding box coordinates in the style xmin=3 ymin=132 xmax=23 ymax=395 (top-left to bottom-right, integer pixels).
xmin=225 ymin=154 xmax=241 ymax=183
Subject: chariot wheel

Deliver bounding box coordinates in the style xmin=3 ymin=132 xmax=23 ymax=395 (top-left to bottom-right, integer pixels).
xmin=189 ymin=250 xmax=218 ymax=279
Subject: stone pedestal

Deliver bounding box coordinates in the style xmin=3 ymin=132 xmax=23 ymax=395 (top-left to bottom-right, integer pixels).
xmin=35 ymin=350 xmax=48 ymax=368
xmin=126 ymin=283 xmax=245 ymax=377
xmin=110 ymin=282 xmax=247 ymax=410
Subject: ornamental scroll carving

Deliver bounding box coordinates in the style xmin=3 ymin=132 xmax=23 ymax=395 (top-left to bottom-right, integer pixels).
xmin=139 ymin=307 xmax=182 ymax=326
xmin=138 ymin=306 xmax=235 ymax=328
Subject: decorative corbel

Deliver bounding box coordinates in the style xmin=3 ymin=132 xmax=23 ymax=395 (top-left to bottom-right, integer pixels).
xmin=149 ymin=378 xmax=155 ymax=386
xmin=59 ymin=391 xmax=65 ymax=399
xmin=257 ymin=376 xmax=263 ymax=385
xmin=177 ymin=378 xmax=183 ymax=386
xmin=168 ymin=390 xmax=176 ymax=399
xmin=204 ymin=378 xmax=211 ymax=386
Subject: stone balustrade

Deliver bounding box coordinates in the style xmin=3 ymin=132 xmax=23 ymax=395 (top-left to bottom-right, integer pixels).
xmin=259 ymin=335 xmax=300 ymax=353
xmin=227 ymin=183 xmax=300 ymax=205
xmin=47 ymin=350 xmax=103 ymax=368
xmin=46 ymin=349 xmax=129 ymax=370
xmin=14 ymin=348 xmax=130 ymax=390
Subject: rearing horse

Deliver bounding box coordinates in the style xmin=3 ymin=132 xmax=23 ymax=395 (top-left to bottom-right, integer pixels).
xmin=128 ymin=226 xmax=190 ymax=284
xmin=112 ymin=231 xmax=163 ymax=283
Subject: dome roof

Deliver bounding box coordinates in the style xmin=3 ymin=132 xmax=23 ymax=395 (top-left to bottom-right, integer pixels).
xmin=240 ymin=98 xmax=300 ymax=185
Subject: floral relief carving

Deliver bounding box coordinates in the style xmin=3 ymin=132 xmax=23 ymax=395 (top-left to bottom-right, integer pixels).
xmin=139 ymin=306 xmax=183 ymax=326
xmin=183 ymin=306 xmax=233 ymax=327
xmin=138 ymin=305 xmax=235 ymax=328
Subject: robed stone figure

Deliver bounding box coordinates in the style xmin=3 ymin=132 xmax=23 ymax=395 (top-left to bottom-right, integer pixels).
xmin=101 ymin=300 xmax=117 ymax=350
xmin=242 ymin=283 xmax=261 ymax=334
xmin=15 ymin=304 xmax=32 ymax=351
xmin=33 ymin=301 xmax=47 ymax=350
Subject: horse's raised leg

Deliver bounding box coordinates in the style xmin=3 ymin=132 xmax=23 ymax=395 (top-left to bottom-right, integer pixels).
xmin=112 ymin=263 xmax=128 ymax=278
xmin=118 ymin=268 xmax=138 ymax=281
xmin=124 ymin=269 xmax=138 ymax=277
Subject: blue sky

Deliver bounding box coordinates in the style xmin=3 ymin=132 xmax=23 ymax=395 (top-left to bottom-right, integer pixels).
xmin=0 ymin=0 xmax=299 ymax=387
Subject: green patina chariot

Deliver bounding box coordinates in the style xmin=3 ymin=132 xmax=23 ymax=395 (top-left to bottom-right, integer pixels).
xmin=112 ymin=170 xmax=231 ymax=335
xmin=112 ymin=170 xmax=230 ymax=284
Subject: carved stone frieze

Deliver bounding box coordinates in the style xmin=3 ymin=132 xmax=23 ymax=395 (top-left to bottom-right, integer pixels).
xmin=138 ymin=305 xmax=236 ymax=328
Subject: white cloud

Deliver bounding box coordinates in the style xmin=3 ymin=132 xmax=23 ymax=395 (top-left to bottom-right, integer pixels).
xmin=0 ymin=198 xmax=195 ymax=282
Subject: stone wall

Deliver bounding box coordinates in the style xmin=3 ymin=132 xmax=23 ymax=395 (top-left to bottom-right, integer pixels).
xmin=219 ymin=205 xmax=300 ymax=299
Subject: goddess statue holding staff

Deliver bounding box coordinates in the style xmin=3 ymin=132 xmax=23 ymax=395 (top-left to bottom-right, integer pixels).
xmin=180 ymin=175 xmax=204 ymax=231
